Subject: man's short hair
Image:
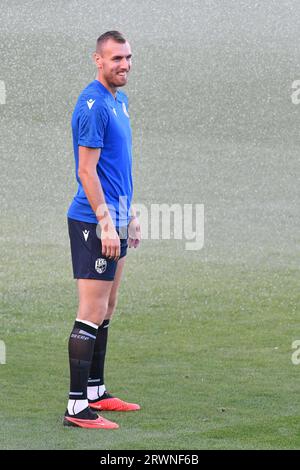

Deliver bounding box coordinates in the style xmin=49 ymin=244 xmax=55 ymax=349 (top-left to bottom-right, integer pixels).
xmin=96 ymin=31 xmax=126 ymax=54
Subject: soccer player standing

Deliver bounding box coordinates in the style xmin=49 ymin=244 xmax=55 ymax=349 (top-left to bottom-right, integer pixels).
xmin=64 ymin=31 xmax=141 ymax=429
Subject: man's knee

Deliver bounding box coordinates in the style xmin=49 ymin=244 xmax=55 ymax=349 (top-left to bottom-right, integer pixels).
xmin=78 ymin=299 xmax=109 ymax=325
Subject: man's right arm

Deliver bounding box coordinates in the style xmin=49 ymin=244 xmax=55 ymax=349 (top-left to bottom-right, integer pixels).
xmin=78 ymin=145 xmax=120 ymax=260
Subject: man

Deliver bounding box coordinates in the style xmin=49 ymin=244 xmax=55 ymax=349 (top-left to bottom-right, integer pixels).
xmin=64 ymin=31 xmax=141 ymax=429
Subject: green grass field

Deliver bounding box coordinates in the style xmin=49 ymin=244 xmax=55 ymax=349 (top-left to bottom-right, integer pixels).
xmin=1 ymin=0 xmax=300 ymax=451
xmin=1 ymin=241 xmax=299 ymax=450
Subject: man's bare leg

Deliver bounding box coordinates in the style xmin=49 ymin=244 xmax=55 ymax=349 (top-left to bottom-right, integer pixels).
xmin=77 ymin=278 xmax=114 ymax=325
xmin=87 ymin=257 xmax=140 ymax=411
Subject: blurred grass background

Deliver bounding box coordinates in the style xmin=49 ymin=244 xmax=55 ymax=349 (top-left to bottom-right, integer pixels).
xmin=0 ymin=0 xmax=300 ymax=449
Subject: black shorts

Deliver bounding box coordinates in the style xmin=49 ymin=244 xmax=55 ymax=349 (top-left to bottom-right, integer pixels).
xmin=68 ymin=217 xmax=128 ymax=281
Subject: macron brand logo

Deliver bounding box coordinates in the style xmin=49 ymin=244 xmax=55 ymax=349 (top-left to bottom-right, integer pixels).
xmin=122 ymin=102 xmax=129 ymax=117
xmin=87 ymin=99 xmax=95 ymax=110
xmin=82 ymin=230 xmax=90 ymax=241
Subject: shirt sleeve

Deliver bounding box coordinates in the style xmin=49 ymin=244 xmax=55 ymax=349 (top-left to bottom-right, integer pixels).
xmin=78 ymin=102 xmax=108 ymax=148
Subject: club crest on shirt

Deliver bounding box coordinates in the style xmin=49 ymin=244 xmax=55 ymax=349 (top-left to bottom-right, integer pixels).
xmin=122 ymin=102 xmax=129 ymax=117
xmin=95 ymin=258 xmax=107 ymax=274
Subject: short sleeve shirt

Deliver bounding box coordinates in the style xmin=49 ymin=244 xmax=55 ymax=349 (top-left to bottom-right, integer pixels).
xmin=67 ymin=80 xmax=133 ymax=227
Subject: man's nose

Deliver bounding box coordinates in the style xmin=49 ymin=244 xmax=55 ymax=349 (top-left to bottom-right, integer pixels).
xmin=120 ymin=57 xmax=130 ymax=70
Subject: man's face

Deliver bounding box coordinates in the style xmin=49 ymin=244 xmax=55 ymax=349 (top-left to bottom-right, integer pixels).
xmin=96 ymin=39 xmax=132 ymax=88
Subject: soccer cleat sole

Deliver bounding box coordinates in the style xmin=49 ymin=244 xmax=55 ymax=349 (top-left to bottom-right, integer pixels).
xmin=63 ymin=415 xmax=119 ymax=429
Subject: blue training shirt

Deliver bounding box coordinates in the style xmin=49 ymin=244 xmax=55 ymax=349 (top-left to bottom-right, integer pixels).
xmin=67 ymin=80 xmax=133 ymax=227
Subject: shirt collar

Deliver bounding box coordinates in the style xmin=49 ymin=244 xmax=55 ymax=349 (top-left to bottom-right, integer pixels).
xmin=94 ymin=80 xmax=119 ymax=102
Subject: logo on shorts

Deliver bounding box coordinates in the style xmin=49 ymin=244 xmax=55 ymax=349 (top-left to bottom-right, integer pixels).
xmin=95 ymin=258 xmax=107 ymax=274
xmin=82 ymin=230 xmax=89 ymax=242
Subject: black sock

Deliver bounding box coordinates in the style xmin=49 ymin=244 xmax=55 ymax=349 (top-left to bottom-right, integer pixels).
xmin=88 ymin=319 xmax=110 ymax=391
xmin=68 ymin=320 xmax=98 ymax=401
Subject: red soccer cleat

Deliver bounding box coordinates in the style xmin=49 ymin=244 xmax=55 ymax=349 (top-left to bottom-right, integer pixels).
xmin=63 ymin=407 xmax=119 ymax=429
xmin=89 ymin=392 xmax=141 ymax=412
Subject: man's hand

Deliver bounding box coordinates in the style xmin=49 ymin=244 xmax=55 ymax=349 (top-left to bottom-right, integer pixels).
xmin=128 ymin=217 xmax=141 ymax=249
xmin=100 ymin=222 xmax=120 ymax=260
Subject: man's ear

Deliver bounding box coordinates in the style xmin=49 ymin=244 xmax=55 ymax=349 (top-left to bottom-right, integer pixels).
xmin=93 ymin=52 xmax=103 ymax=69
